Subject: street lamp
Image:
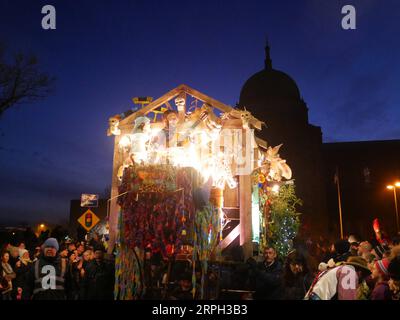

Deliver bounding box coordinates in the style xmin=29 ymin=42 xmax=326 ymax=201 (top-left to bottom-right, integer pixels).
xmin=387 ymin=182 xmax=400 ymax=233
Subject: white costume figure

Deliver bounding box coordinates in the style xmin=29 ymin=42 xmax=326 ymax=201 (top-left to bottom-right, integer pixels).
xmin=221 ymin=108 xmax=264 ymax=130
xmin=107 ymin=115 xmax=121 ymax=136
xmin=264 ymin=144 xmax=292 ymax=181
xmin=131 ymin=116 xmax=151 ymax=164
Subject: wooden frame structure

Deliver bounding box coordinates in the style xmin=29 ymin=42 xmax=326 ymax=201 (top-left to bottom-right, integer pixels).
xmin=108 ymin=84 xmax=266 ymax=260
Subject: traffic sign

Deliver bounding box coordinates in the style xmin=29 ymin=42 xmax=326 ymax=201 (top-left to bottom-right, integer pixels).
xmin=78 ymin=209 xmax=100 ymax=232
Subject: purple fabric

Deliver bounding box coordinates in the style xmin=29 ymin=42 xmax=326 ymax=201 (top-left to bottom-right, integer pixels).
xmin=371 ymin=282 xmax=391 ymax=300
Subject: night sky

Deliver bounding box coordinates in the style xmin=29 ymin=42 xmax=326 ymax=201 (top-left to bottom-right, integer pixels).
xmin=0 ymin=0 xmax=399 ymax=225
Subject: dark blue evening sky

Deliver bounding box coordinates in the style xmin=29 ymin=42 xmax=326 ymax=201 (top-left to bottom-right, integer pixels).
xmin=0 ymin=0 xmax=399 ymax=224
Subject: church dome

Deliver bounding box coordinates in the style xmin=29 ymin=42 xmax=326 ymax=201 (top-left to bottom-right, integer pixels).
xmin=239 ymin=44 xmax=301 ymax=104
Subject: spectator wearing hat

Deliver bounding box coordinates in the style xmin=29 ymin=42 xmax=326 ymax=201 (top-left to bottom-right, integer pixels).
xmin=26 ymin=238 xmax=70 ymax=300
xmin=13 ymin=249 xmax=32 ymax=300
xmin=372 ymin=244 xmax=390 ymax=260
xmin=305 ymin=256 xmax=371 ymax=300
xmin=370 ymin=258 xmax=391 ymax=300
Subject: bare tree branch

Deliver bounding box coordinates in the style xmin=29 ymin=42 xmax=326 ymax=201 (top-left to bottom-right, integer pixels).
xmin=0 ymin=42 xmax=55 ymax=117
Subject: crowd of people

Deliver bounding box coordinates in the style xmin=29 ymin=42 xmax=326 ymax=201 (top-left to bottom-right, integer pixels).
xmin=241 ymin=234 xmax=400 ymax=300
xmin=1 ymin=226 xmax=400 ymax=300
xmin=0 ymin=231 xmax=114 ymax=300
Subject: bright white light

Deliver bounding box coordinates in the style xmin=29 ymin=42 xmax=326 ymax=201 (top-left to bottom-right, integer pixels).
xmin=252 ymin=187 xmax=260 ymax=242
xmin=119 ymin=135 xmax=132 ymax=148
xmin=272 ymin=184 xmax=280 ymax=194
xmin=117 ymin=123 xmax=237 ymax=189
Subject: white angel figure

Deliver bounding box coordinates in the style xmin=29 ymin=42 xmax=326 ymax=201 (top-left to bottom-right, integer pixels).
xmin=264 ymin=144 xmax=292 ymax=181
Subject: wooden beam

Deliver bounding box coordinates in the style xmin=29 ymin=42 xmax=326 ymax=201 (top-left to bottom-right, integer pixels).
xmin=218 ymin=223 xmax=240 ymax=251
xmin=182 ymin=85 xmax=234 ymax=113
xmin=255 ymin=136 xmax=268 ymax=149
xmin=107 ymin=135 xmax=124 ymax=254
xmin=120 ymin=86 xmax=183 ymax=126
xmin=118 ymin=84 xmax=235 ymax=126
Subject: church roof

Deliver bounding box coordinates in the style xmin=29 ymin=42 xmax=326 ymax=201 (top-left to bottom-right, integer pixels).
xmin=239 ymin=42 xmax=301 ymax=104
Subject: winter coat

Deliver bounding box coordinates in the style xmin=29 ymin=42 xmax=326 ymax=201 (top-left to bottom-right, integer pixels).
xmin=283 ymin=272 xmax=313 ymax=300
xmin=13 ymin=261 xmax=32 ymax=299
xmin=26 ymin=255 xmax=70 ymax=300
xmin=371 ymin=282 xmax=391 ymax=300
xmin=82 ymin=259 xmax=114 ymax=300
xmin=252 ymin=260 xmax=284 ymax=300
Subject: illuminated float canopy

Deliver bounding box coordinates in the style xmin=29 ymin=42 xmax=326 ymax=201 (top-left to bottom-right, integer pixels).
xmin=107 ymin=84 xmax=293 ymax=259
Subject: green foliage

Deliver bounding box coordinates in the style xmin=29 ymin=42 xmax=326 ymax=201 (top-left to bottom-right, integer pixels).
xmin=267 ymin=184 xmax=302 ymax=258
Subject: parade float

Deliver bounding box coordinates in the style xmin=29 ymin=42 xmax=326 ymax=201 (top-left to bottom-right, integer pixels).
xmin=106 ymin=84 xmax=301 ymax=299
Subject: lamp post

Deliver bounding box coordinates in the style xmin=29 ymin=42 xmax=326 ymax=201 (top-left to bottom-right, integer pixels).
xmin=387 ymin=182 xmax=400 ymax=234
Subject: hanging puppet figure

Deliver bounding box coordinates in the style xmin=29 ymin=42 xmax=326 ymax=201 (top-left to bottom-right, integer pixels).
xmin=107 ymin=115 xmax=121 ymax=136
xmin=263 ymin=144 xmax=292 ymax=181
xmin=117 ymin=156 xmax=134 ymax=182
xmin=131 ymin=116 xmax=151 ymax=164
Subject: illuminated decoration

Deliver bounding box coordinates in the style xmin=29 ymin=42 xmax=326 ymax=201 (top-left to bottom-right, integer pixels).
xmin=221 ymin=108 xmax=264 ymax=130
xmin=251 ymin=186 xmax=260 ymax=242
xmin=150 ymin=106 xmax=168 ymax=122
xmin=130 ymin=116 xmax=152 ymax=164
xmin=109 ymin=84 xmax=300 ymax=299
xmin=259 ymin=144 xmax=292 ymax=182
xmin=175 ymin=95 xmax=186 ymax=112
xmin=107 ymin=115 xmax=121 ymax=136
xmin=116 ymin=111 xmax=238 ymax=189
xmin=118 ymin=134 xmax=132 ymax=149
xmin=271 ymin=184 xmax=280 ymax=194
xmin=132 ymin=96 xmax=153 ymax=105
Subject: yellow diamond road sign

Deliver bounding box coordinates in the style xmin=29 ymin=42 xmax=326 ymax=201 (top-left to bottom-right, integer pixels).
xmin=78 ymin=209 xmax=100 ymax=232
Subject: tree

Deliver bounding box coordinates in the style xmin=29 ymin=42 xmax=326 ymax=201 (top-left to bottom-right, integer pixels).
xmin=267 ymin=184 xmax=302 ymax=258
xmin=0 ymin=42 xmax=54 ymax=118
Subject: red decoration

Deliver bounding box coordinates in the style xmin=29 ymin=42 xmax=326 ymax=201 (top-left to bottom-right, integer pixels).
xmin=373 ymin=218 xmax=380 ymax=233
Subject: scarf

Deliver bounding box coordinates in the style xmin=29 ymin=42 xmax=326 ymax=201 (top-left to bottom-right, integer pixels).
xmin=1 ymin=262 xmax=13 ymax=275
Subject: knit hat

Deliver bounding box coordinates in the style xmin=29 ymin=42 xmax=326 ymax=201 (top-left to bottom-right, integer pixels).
xmin=374 ymin=258 xmax=389 ymax=276
xmin=388 ymin=256 xmax=400 ymax=280
xmin=43 ymin=238 xmax=59 ymax=251
xmin=374 ymin=244 xmax=389 ymax=259
xmin=18 ymin=248 xmax=29 ymax=259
